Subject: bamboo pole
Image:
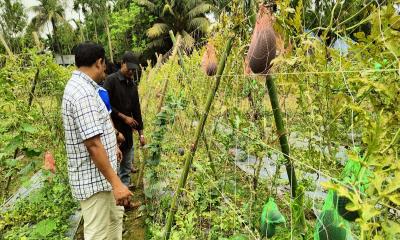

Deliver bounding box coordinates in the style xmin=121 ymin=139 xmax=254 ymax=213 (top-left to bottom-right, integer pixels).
xmin=156 ymin=32 xmax=182 ymax=112
xmin=136 ymin=146 xmax=148 ymax=187
xmin=163 ymin=35 xmax=235 ymax=240
xmin=265 ymin=75 xmax=297 ymax=198
xmin=169 ymin=30 xmax=217 ymax=176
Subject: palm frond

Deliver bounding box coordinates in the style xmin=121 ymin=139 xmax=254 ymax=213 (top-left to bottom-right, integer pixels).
xmin=31 ymin=14 xmax=48 ymax=30
xmin=189 ymin=17 xmax=210 ymax=33
xmin=136 ymin=0 xmax=156 ymax=12
xmin=147 ymin=23 xmax=170 ymax=38
xmin=147 ymin=38 xmax=166 ymax=48
xmin=162 ymin=3 xmax=175 ymax=17
xmin=29 ymin=5 xmax=43 ymax=14
xmin=54 ymin=12 xmax=67 ymax=24
xmin=185 ymin=0 xmax=205 ymax=8
xmin=188 ymin=3 xmax=213 ymax=18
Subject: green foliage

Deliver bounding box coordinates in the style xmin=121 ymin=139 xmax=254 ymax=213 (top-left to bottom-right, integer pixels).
xmin=0 ymin=51 xmax=73 ymax=239
xmin=138 ymin=1 xmax=399 ymax=239
xmin=0 ymin=1 xmax=398 ymax=239
xmin=55 ymin=22 xmax=80 ymax=55
xmin=30 ymin=0 xmax=66 ymax=53
xmin=0 ymin=175 xmax=78 ymax=239
xmin=138 ymin=0 xmax=212 ymax=50
xmin=109 ymin=2 xmax=156 ymax=58
xmin=0 ymin=0 xmax=27 ymax=53
xmin=147 ymin=92 xmax=186 ymax=166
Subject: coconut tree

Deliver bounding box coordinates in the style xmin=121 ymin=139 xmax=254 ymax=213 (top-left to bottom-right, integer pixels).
xmin=0 ymin=0 xmax=27 ymax=53
xmin=73 ymin=0 xmax=115 ymax=62
xmin=137 ymin=0 xmax=213 ymax=51
xmin=30 ymin=0 xmax=65 ymax=53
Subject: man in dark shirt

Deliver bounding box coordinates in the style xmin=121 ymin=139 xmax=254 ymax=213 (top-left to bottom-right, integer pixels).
xmin=103 ymin=51 xmax=145 ymax=187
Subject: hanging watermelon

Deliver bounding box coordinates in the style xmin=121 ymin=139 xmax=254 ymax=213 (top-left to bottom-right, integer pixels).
xmin=314 ymin=190 xmax=352 ymax=240
xmin=247 ymin=4 xmax=276 ymax=74
xmin=337 ymin=196 xmax=360 ymax=222
xmin=201 ymin=42 xmax=218 ymax=76
xmin=317 ymin=210 xmax=347 ymax=240
xmin=337 ymin=147 xmax=369 ymax=222
xmin=260 ymin=198 xmax=286 ymax=238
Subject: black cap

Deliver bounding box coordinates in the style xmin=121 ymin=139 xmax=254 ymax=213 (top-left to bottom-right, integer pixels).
xmin=122 ymin=51 xmax=139 ymax=70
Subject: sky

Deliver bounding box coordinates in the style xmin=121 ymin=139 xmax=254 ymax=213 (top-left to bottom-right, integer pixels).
xmin=21 ymin=0 xmax=81 ymax=36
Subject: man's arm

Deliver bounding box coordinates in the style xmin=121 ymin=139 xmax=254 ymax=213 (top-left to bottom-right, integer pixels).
xmin=84 ymin=135 xmax=132 ymax=206
xmin=116 ymin=112 xmax=138 ymax=127
xmin=103 ymin=76 xmax=138 ymax=127
xmin=132 ymin=84 xmax=145 ymax=146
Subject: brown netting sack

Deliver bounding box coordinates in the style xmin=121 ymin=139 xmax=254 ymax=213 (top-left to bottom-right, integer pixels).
xmin=201 ymin=42 xmax=218 ymax=76
xmin=247 ymin=4 xmax=276 ymax=74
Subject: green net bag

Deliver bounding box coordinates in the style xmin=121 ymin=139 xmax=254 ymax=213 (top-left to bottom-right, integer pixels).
xmin=337 ymin=147 xmax=371 ymax=221
xmin=314 ymin=190 xmax=353 ymax=240
xmin=260 ymin=197 xmax=286 ymax=238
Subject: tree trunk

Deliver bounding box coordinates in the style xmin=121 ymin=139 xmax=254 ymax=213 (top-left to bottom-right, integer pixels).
xmin=94 ymin=17 xmax=99 ymax=43
xmin=51 ymin=17 xmax=59 ymax=53
xmin=0 ymin=33 xmax=13 ymax=57
xmin=105 ymin=18 xmax=114 ymax=63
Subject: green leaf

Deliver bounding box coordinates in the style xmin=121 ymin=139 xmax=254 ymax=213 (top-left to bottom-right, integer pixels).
xmin=31 ymin=219 xmax=57 ymax=237
xmin=387 ymin=194 xmax=400 ymax=205
xmin=293 ymin=0 xmax=303 ymax=32
xmin=20 ymin=123 xmax=37 ymax=134
xmin=23 ymin=147 xmax=42 ymax=157
xmin=229 ymin=234 xmax=249 ymax=240
xmin=382 ymin=220 xmax=400 ymax=236
xmin=188 ymin=3 xmax=213 ymax=18
xmin=382 ymin=172 xmax=400 ymax=195
xmin=5 ymin=158 xmax=17 ymax=168
xmin=361 ymin=203 xmax=380 ymax=221
xmin=4 ymin=135 xmax=23 ymax=153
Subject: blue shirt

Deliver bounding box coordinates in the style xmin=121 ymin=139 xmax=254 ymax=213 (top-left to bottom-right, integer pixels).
xmin=97 ymin=86 xmax=112 ymax=114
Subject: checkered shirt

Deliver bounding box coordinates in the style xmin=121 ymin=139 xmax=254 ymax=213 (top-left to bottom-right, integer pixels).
xmin=62 ymin=70 xmax=118 ymax=201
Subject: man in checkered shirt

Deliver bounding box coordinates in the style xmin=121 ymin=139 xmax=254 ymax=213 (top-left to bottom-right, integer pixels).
xmin=62 ymin=42 xmax=132 ymax=240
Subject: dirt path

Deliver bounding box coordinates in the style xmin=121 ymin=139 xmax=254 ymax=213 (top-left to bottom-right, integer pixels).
xmin=122 ymin=164 xmax=146 ymax=240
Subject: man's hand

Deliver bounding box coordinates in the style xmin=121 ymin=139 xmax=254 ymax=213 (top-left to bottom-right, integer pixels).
xmin=139 ymin=134 xmax=146 ymax=146
xmin=123 ymin=116 xmax=139 ymax=128
xmin=116 ymin=147 xmax=123 ymax=163
xmin=112 ymin=182 xmax=133 ymax=206
xmin=117 ymin=112 xmax=139 ymax=128
xmin=116 ymin=132 xmax=125 ymax=145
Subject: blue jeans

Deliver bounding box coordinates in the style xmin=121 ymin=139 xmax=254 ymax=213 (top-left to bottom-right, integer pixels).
xmin=118 ymin=147 xmax=134 ymax=186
